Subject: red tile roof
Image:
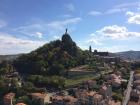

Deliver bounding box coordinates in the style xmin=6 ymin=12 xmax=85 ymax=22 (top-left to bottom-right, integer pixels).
xmin=30 ymin=93 xmax=46 ymax=99
xmin=4 ymin=93 xmax=15 ymax=100
xmin=16 ymin=103 xmax=26 ymax=105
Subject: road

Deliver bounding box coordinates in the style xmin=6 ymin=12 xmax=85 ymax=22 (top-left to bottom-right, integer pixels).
xmin=122 ymin=71 xmax=134 ymax=105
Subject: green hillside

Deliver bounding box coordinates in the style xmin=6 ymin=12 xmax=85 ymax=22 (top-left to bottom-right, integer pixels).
xmin=14 ymin=30 xmax=88 ymax=76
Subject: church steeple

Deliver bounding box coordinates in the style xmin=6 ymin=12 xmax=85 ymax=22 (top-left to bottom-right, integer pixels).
xmin=89 ymin=45 xmax=92 ymax=53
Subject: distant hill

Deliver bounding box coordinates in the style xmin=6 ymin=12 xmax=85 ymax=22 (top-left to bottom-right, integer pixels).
xmin=0 ymin=54 xmax=21 ymax=62
xmin=115 ymin=51 xmax=140 ymax=61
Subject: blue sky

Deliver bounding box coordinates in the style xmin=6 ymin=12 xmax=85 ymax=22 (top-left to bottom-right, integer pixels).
xmin=0 ymin=0 xmax=140 ymax=54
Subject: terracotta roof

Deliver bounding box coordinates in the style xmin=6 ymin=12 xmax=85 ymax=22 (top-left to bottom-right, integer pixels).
xmin=128 ymin=101 xmax=140 ymax=105
xmin=86 ymin=91 xmax=97 ymax=96
xmin=4 ymin=93 xmax=15 ymax=100
xmin=30 ymin=93 xmax=46 ymax=99
xmin=93 ymin=94 xmax=103 ymax=101
xmin=134 ymin=73 xmax=140 ymax=76
xmin=134 ymin=80 xmax=140 ymax=84
xmin=52 ymin=95 xmax=77 ymax=103
xmin=101 ymin=85 xmax=107 ymax=90
xmin=52 ymin=95 xmax=63 ymax=101
xmin=111 ymin=74 xmax=117 ymax=79
xmin=16 ymin=103 xmax=26 ymax=105
xmin=63 ymin=96 xmax=77 ymax=102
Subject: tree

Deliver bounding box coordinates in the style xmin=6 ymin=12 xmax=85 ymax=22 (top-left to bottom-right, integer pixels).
xmin=0 ymin=79 xmax=9 ymax=98
xmin=112 ymin=93 xmax=123 ymax=102
xmin=0 ymin=61 xmax=14 ymax=75
xmin=32 ymin=98 xmax=42 ymax=105
xmin=17 ymin=96 xmax=31 ymax=105
xmin=48 ymin=63 xmax=65 ymax=75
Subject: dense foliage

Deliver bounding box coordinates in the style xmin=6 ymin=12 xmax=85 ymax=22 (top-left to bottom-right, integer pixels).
xmin=14 ymin=33 xmax=88 ymax=76
xmin=26 ymin=75 xmax=65 ymax=89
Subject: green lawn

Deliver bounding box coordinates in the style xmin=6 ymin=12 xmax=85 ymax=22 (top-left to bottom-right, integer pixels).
xmin=65 ymin=74 xmax=96 ymax=87
xmin=65 ymin=70 xmax=113 ymax=88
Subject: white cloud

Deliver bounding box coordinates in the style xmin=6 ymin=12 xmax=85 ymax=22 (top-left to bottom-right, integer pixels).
xmin=15 ymin=17 xmax=81 ymax=38
xmin=0 ymin=19 xmax=7 ymax=28
xmin=36 ymin=32 xmax=43 ymax=38
xmin=126 ymin=11 xmax=134 ymax=16
xmin=90 ymin=33 xmax=96 ymax=36
xmin=96 ymin=45 xmax=130 ymax=53
xmin=88 ymin=2 xmax=139 ymax=16
xmin=65 ymin=3 xmax=75 ymax=11
xmin=126 ymin=11 xmax=140 ymax=24
xmin=97 ymin=25 xmax=140 ymax=39
xmin=115 ymin=2 xmax=139 ymax=8
xmin=128 ymin=14 xmax=140 ymax=24
xmin=0 ymin=32 xmax=46 ymax=55
xmin=86 ymin=38 xmax=102 ymax=45
xmin=88 ymin=7 xmax=126 ymax=16
xmin=85 ymin=33 xmax=104 ymax=47
xmin=104 ymin=2 xmax=133 ymax=14
xmin=15 ymin=23 xmax=45 ymax=38
xmin=47 ymin=17 xmax=81 ymax=31
xmin=53 ymin=35 xmax=60 ymax=40
xmin=60 ymin=14 xmax=73 ymax=18
xmin=105 ymin=8 xmax=127 ymax=14
xmin=88 ymin=11 xmax=102 ymax=16
xmin=137 ymin=3 xmax=140 ymax=10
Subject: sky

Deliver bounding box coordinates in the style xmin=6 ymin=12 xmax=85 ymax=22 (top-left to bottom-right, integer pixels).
xmin=0 ymin=0 xmax=140 ymax=55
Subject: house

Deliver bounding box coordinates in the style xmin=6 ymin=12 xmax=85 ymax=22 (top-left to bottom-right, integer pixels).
xmin=134 ymin=80 xmax=140 ymax=87
xmin=52 ymin=88 xmax=109 ymax=105
xmin=112 ymin=77 xmax=121 ymax=87
xmin=51 ymin=95 xmax=64 ymax=105
xmin=93 ymin=50 xmax=120 ymax=64
xmin=130 ymin=89 xmax=140 ymax=102
xmin=51 ymin=95 xmax=78 ymax=105
xmin=77 ymin=90 xmax=97 ymax=105
xmin=82 ymin=80 xmax=96 ymax=90
xmin=101 ymin=56 xmax=120 ymax=64
xmin=136 ymin=85 xmax=140 ymax=91
xmin=93 ymin=50 xmax=109 ymax=56
xmin=3 ymin=93 xmax=15 ymax=105
xmin=75 ymin=89 xmax=106 ymax=105
xmin=93 ymin=94 xmax=105 ymax=105
xmin=99 ymin=84 xmax=112 ymax=100
xmin=134 ymin=73 xmax=140 ymax=80
xmin=105 ymin=73 xmax=122 ymax=87
xmin=30 ymin=93 xmax=51 ymax=105
xmin=128 ymin=101 xmax=140 ymax=105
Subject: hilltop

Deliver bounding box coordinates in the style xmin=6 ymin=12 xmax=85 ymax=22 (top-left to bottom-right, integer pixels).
xmin=111 ymin=51 xmax=140 ymax=61
xmin=14 ymin=29 xmax=88 ymax=75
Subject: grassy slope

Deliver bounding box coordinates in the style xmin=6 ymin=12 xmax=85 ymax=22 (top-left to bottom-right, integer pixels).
xmin=65 ymin=69 xmax=113 ymax=87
